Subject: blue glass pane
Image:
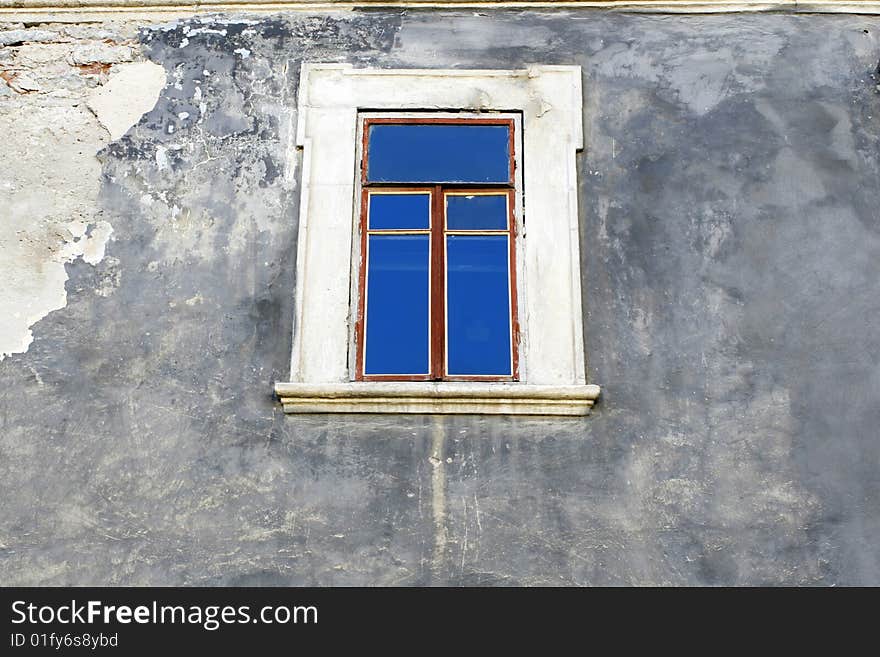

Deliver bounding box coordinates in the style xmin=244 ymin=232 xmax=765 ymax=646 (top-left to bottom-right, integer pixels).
xmin=446 ymin=235 xmax=512 ymax=376
xmin=367 ymin=124 xmax=510 ymax=184
xmin=446 ymin=194 xmax=508 ymax=230
xmin=365 ymin=235 xmax=430 ymax=375
xmin=369 ymin=193 xmax=430 ymax=230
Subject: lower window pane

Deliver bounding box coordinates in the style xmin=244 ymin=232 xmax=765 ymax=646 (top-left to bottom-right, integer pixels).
xmin=365 ymin=235 xmax=430 ymax=375
xmin=446 ymin=235 xmax=512 ymax=376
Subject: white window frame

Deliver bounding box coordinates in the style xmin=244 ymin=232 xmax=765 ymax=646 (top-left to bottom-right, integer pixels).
xmin=275 ymin=63 xmax=600 ymax=415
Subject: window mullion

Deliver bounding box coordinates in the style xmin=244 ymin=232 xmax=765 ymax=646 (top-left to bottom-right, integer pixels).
xmin=431 ymin=185 xmax=445 ymax=380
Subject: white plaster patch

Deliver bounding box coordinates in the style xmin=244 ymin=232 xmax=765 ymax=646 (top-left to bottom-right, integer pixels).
xmin=155 ymin=145 xmax=170 ymax=171
xmin=0 ymin=221 xmax=114 ymax=361
xmin=185 ymin=27 xmax=227 ymax=37
xmin=0 ymin=37 xmax=157 ymax=363
xmin=87 ymin=61 xmax=166 ymax=141
xmin=81 ymin=221 xmax=113 ymax=265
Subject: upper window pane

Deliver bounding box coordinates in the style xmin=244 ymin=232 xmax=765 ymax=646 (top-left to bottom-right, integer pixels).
xmin=369 ymin=192 xmax=430 ymax=230
xmin=446 ymin=194 xmax=509 ymax=231
xmin=366 ymin=123 xmax=511 ymax=184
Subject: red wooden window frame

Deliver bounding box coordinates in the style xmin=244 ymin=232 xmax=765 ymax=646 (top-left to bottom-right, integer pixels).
xmin=355 ymin=117 xmax=520 ymax=382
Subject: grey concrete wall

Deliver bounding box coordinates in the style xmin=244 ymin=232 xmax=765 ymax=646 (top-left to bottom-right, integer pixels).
xmin=1 ymin=9 xmax=879 ymax=585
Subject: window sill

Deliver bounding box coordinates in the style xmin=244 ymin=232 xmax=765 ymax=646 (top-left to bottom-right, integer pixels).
xmin=274 ymin=382 xmax=601 ymax=416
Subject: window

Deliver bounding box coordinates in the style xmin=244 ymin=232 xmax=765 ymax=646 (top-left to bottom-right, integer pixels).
xmin=356 ymin=118 xmax=519 ymax=381
xmin=275 ymin=64 xmax=600 ymax=415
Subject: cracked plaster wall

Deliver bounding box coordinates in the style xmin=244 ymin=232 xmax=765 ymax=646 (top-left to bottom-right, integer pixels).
xmin=0 ymin=10 xmax=878 ymax=586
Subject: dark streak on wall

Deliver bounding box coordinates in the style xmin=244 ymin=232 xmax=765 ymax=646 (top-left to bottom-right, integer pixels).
xmin=1 ymin=10 xmax=879 ymax=585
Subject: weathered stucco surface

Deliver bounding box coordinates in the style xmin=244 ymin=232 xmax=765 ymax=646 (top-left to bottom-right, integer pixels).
xmin=0 ymin=21 xmax=164 ymax=360
xmin=0 ymin=10 xmax=878 ymax=585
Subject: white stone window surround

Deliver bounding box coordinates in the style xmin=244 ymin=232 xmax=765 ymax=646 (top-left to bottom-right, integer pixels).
xmin=275 ymin=63 xmax=601 ymax=415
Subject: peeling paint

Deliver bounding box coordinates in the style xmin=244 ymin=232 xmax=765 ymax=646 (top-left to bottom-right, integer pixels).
xmin=87 ymin=61 xmax=166 ymax=140
xmin=0 ymin=221 xmax=114 ymax=361
xmin=0 ymin=24 xmax=148 ymax=361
